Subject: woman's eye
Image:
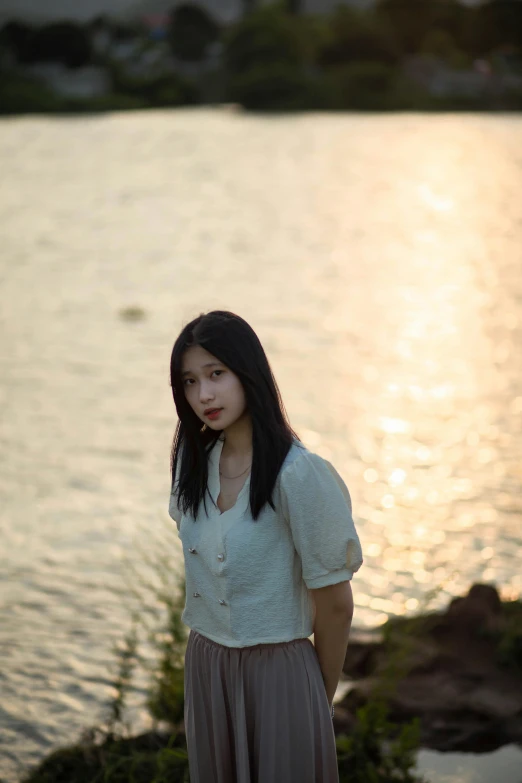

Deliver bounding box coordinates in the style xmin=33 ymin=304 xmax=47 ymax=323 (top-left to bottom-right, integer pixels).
xmin=183 ymin=370 xmax=222 ymax=386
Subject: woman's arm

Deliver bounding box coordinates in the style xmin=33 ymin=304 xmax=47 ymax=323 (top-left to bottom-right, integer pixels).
xmin=312 ymin=580 xmax=354 ymax=707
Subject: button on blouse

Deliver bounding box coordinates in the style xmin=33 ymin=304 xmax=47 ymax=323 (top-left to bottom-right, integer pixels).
xmin=168 ymin=434 xmax=363 ymax=648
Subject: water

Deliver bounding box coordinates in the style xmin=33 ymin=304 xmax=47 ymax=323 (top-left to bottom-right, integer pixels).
xmin=1 ymin=108 xmax=521 ymax=782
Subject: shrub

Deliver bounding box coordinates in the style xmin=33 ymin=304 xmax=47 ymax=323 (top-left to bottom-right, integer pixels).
xmin=336 ymin=699 xmax=428 ymax=783
xmin=109 ymin=63 xmax=199 ymax=107
xmin=0 ymin=72 xmax=65 ymax=114
xmin=228 ymin=62 xmax=321 ymax=110
xmin=62 ymin=92 xmax=149 ymax=113
xmin=324 ymin=61 xmax=398 ymax=110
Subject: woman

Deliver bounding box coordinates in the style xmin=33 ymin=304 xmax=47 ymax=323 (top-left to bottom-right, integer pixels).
xmin=168 ymin=310 xmax=363 ymax=783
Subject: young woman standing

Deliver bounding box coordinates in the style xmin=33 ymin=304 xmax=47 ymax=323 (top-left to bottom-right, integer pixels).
xmin=169 ymin=310 xmax=363 ymax=783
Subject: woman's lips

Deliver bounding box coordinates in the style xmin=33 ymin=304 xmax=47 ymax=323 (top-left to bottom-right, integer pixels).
xmin=206 ymin=408 xmax=222 ymax=420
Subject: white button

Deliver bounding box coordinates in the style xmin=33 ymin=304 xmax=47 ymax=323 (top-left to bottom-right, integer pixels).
xmin=193 ymin=592 xmax=201 ymax=597
xmin=217 ymin=553 xmax=224 ymax=561
xmin=219 ymin=599 xmax=227 ymax=605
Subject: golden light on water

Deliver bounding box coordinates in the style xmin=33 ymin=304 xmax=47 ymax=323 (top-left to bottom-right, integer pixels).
xmin=378 ymin=417 xmax=411 ymax=434
xmin=381 ymin=494 xmax=395 ymax=509
xmin=2 ymin=112 xmax=522 ymax=776
xmin=332 ymin=117 xmax=522 ymax=620
xmin=388 ymin=468 xmax=406 ymax=486
xmin=418 ymin=183 xmax=455 ymax=212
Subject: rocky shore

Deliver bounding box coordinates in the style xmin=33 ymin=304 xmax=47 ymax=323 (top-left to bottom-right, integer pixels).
xmin=338 ymin=583 xmax=522 ymax=753
xmin=20 ymin=582 xmax=522 ymax=782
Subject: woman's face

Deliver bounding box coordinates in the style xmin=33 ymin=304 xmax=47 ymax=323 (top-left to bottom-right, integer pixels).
xmin=181 ymin=345 xmax=247 ymax=431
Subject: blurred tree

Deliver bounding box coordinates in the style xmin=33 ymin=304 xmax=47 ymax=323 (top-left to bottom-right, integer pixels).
xmin=375 ymin=0 xmax=436 ymax=54
xmin=223 ymin=5 xmax=317 ymax=109
xmin=168 ymin=4 xmax=221 ymax=61
xmin=317 ymin=6 xmax=401 ymax=67
xmin=420 ymin=28 xmax=470 ymax=69
xmin=429 ymin=0 xmax=476 ymax=56
xmin=285 ymin=0 xmax=303 ymax=13
xmin=376 ymin=0 xmax=521 ymax=60
xmin=475 ymin=0 xmax=522 ymax=55
xmin=224 ymin=4 xmax=307 ymax=73
xmin=0 ymin=21 xmax=35 ymax=64
xmin=23 ymin=22 xmax=92 ymax=68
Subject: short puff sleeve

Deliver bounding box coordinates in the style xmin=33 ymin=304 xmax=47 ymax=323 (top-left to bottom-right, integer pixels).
xmin=279 ymin=450 xmax=363 ymax=590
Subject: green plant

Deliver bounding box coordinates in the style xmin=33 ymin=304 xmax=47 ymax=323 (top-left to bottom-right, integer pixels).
xmin=105 ymin=515 xmax=189 ymax=730
xmin=103 ymin=619 xmax=140 ymax=738
xmin=336 ymin=700 xmax=428 ymax=783
xmin=19 ymin=516 xmax=191 ymax=782
xmin=333 ymin=578 xmax=459 ymax=782
xmin=20 ymin=732 xmax=190 ymax=783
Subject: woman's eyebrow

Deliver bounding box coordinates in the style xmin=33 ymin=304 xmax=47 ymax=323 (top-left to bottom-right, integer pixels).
xmin=181 ymin=362 xmax=221 ymax=377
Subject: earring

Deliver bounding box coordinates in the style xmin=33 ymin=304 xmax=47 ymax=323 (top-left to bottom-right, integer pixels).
xmin=201 ymin=423 xmax=207 ymax=432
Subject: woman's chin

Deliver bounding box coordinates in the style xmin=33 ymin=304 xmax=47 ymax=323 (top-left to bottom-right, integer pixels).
xmin=206 ymin=418 xmax=226 ymax=430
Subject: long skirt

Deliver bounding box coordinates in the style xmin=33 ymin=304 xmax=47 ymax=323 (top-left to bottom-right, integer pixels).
xmin=183 ymin=629 xmax=339 ymax=783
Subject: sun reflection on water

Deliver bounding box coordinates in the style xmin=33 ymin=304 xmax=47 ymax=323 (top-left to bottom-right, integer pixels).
xmin=319 ymin=122 xmax=522 ymax=622
xmin=1 ymin=112 xmax=521 ymax=779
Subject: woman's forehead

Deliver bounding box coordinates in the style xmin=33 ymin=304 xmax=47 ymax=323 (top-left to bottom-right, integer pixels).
xmin=181 ymin=345 xmax=219 ymax=371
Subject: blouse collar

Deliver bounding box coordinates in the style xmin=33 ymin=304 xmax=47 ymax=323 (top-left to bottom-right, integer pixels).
xmin=207 ymin=433 xmax=251 ymax=521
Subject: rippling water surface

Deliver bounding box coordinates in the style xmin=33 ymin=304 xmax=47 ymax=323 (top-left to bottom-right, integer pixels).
xmin=1 ymin=109 xmax=522 ymax=782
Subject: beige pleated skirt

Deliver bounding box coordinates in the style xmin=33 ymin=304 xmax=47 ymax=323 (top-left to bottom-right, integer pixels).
xmin=183 ymin=629 xmax=339 ymax=783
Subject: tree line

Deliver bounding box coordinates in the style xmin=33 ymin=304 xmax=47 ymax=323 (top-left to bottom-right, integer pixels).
xmin=1 ymin=0 xmax=521 ymax=113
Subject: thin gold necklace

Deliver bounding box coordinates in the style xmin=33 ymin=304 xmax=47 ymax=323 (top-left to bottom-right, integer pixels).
xmin=219 ymin=463 xmax=251 ymax=479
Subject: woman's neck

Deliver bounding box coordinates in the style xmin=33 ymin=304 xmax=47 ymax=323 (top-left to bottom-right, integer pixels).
xmin=220 ymin=414 xmax=253 ymax=460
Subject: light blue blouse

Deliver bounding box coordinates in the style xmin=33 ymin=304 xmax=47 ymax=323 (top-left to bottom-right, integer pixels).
xmin=169 ymin=434 xmax=363 ymax=648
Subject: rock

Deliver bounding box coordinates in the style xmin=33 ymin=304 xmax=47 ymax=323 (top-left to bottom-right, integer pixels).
xmin=445 ymin=583 xmax=503 ymax=634
xmin=337 ymin=583 xmax=522 ymax=753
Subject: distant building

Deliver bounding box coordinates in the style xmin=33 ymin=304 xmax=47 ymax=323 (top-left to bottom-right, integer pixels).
xmin=141 ymin=12 xmax=169 ymax=40
xmin=23 ymin=62 xmax=110 ymax=97
xmin=403 ymin=54 xmax=522 ymax=99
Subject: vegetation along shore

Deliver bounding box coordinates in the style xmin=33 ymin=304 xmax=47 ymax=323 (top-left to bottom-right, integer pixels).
xmin=1 ymin=1 xmax=521 ymax=115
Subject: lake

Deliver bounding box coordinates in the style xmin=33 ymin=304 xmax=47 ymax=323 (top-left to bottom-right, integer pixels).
xmin=1 ymin=108 xmax=521 ymax=782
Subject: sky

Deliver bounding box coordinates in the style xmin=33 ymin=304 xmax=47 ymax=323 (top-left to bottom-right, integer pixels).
xmin=0 ymin=0 xmax=485 ymax=25
xmin=0 ymin=0 xmax=146 ymax=22
xmin=2 ymin=0 xmax=243 ymax=24
xmin=0 ymin=0 xmax=375 ymax=25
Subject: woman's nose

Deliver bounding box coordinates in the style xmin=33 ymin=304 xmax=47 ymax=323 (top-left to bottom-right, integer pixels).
xmin=199 ymin=382 xmax=214 ymax=402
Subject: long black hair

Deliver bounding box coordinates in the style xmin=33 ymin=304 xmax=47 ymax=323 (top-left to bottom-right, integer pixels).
xmin=169 ymin=310 xmax=301 ymax=521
